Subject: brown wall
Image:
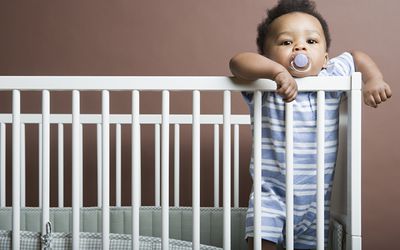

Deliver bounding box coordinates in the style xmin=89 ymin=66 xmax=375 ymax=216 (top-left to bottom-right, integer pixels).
xmin=0 ymin=0 xmax=399 ymax=249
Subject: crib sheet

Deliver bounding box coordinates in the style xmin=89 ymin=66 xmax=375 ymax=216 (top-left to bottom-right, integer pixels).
xmin=0 ymin=206 xmax=344 ymax=249
xmin=0 ymin=206 xmax=248 ymax=250
xmin=0 ymin=230 xmax=223 ymax=250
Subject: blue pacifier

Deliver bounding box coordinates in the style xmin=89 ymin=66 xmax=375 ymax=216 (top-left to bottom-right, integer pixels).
xmin=290 ymin=54 xmax=311 ymax=72
xmin=294 ymin=54 xmax=308 ymax=68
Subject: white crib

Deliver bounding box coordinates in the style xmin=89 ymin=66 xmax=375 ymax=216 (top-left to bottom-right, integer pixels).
xmin=0 ymin=75 xmax=361 ymax=250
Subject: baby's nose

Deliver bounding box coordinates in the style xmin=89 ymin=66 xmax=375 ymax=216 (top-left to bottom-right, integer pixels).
xmin=294 ymin=44 xmax=307 ymax=51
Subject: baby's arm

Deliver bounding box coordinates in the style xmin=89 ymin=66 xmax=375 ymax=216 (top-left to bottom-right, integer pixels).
xmin=351 ymin=50 xmax=392 ymax=108
xmin=229 ymin=52 xmax=298 ymax=102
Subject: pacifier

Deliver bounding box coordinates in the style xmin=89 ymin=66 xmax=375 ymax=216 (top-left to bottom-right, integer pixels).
xmin=290 ymin=53 xmax=311 ymax=73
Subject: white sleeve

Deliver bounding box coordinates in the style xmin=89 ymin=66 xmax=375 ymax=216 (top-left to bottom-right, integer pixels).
xmin=324 ymin=52 xmax=356 ymax=76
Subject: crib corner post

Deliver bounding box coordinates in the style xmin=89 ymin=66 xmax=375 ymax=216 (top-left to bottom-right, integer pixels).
xmin=346 ymin=72 xmax=362 ymax=250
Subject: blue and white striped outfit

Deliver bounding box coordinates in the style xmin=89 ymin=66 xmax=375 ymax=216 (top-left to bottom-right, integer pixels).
xmin=243 ymin=52 xmax=355 ymax=249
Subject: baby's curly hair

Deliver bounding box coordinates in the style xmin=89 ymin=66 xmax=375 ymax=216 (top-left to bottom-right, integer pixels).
xmin=257 ymin=0 xmax=331 ymax=55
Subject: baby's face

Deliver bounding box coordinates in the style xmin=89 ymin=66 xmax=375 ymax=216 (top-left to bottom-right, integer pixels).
xmin=263 ymin=12 xmax=328 ymax=78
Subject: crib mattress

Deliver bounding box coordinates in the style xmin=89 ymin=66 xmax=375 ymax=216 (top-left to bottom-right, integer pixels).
xmin=0 ymin=206 xmax=248 ymax=250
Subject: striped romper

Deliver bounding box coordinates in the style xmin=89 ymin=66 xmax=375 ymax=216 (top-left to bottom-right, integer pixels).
xmin=243 ymin=52 xmax=355 ymax=249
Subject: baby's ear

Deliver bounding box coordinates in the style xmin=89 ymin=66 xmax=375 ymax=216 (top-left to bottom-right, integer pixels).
xmin=323 ymin=53 xmax=329 ymax=68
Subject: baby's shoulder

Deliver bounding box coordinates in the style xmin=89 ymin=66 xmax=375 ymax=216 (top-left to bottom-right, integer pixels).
xmin=319 ymin=52 xmax=355 ymax=77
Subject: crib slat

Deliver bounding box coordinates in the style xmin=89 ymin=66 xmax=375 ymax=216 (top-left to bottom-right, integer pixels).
xmin=97 ymin=124 xmax=102 ymax=207
xmin=12 ymin=90 xmax=21 ymax=250
xmin=80 ymin=124 xmax=83 ymax=207
xmin=20 ymin=124 xmax=25 ymax=208
xmin=137 ymin=122 xmax=142 ymax=207
xmin=234 ymin=124 xmax=239 ymax=208
xmin=192 ymin=90 xmax=200 ymax=250
xmin=138 ymin=125 xmax=142 ymax=207
xmin=116 ymin=123 xmax=121 ymax=207
xmin=42 ymin=90 xmax=51 ymax=236
xmin=213 ymin=124 xmax=219 ymax=208
xmin=39 ymin=123 xmax=42 ymax=207
xmin=132 ymin=90 xmax=141 ymax=250
xmin=102 ymin=90 xmax=110 ymax=250
xmin=223 ymin=90 xmax=231 ymax=250
xmin=253 ymin=91 xmax=262 ymax=250
xmin=285 ymin=102 xmax=294 ymax=250
xmin=58 ymin=124 xmax=64 ymax=208
xmin=0 ymin=123 xmax=5 ymax=207
xmin=161 ymin=90 xmax=170 ymax=249
xmin=72 ymin=90 xmax=80 ymax=250
xmin=174 ymin=124 xmax=180 ymax=207
xmin=155 ymin=124 xmax=160 ymax=207
xmin=317 ymin=91 xmax=325 ymax=250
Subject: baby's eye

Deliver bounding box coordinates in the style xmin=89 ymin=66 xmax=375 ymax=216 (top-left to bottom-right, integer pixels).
xmin=307 ymin=39 xmax=318 ymax=44
xmin=280 ymin=40 xmax=292 ymax=46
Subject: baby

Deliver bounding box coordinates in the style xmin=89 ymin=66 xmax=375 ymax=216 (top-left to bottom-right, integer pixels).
xmin=229 ymin=0 xmax=392 ymax=249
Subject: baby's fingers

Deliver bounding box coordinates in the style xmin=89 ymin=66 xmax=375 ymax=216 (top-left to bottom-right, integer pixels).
xmin=379 ymin=91 xmax=388 ymax=102
xmin=385 ymin=87 xmax=393 ymax=99
xmin=373 ymin=92 xmax=382 ymax=105
xmin=374 ymin=86 xmax=392 ymax=106
xmin=282 ymin=85 xmax=297 ymax=102
xmin=276 ymin=82 xmax=289 ymax=95
xmin=277 ymin=85 xmax=296 ymax=102
xmin=283 ymin=92 xmax=297 ymax=102
xmin=364 ymin=94 xmax=377 ymax=108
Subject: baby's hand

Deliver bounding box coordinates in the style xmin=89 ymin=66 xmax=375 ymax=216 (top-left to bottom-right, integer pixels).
xmin=363 ymin=78 xmax=392 ymax=108
xmin=274 ymin=71 xmax=298 ymax=102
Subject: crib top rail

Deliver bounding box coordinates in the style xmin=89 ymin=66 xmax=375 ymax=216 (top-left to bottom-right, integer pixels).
xmin=0 ymin=114 xmax=251 ymax=124
xmin=0 ymin=75 xmax=359 ymax=91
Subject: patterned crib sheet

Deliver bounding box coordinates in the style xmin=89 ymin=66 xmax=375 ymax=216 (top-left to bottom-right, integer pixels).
xmin=0 ymin=230 xmax=222 ymax=250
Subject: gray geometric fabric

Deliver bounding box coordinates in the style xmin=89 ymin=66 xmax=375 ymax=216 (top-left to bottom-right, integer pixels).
xmin=331 ymin=219 xmax=344 ymax=250
xmin=0 ymin=207 xmax=248 ymax=249
xmin=0 ymin=207 xmax=345 ymax=250
xmin=0 ymin=230 xmax=222 ymax=250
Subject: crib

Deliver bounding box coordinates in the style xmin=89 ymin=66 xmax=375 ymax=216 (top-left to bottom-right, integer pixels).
xmin=0 ymin=75 xmax=361 ymax=250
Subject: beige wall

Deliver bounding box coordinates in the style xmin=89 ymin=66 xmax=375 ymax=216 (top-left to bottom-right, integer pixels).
xmin=0 ymin=0 xmax=399 ymax=249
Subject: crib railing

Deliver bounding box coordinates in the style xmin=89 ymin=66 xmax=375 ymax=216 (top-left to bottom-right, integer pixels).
xmin=0 ymin=75 xmax=362 ymax=250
